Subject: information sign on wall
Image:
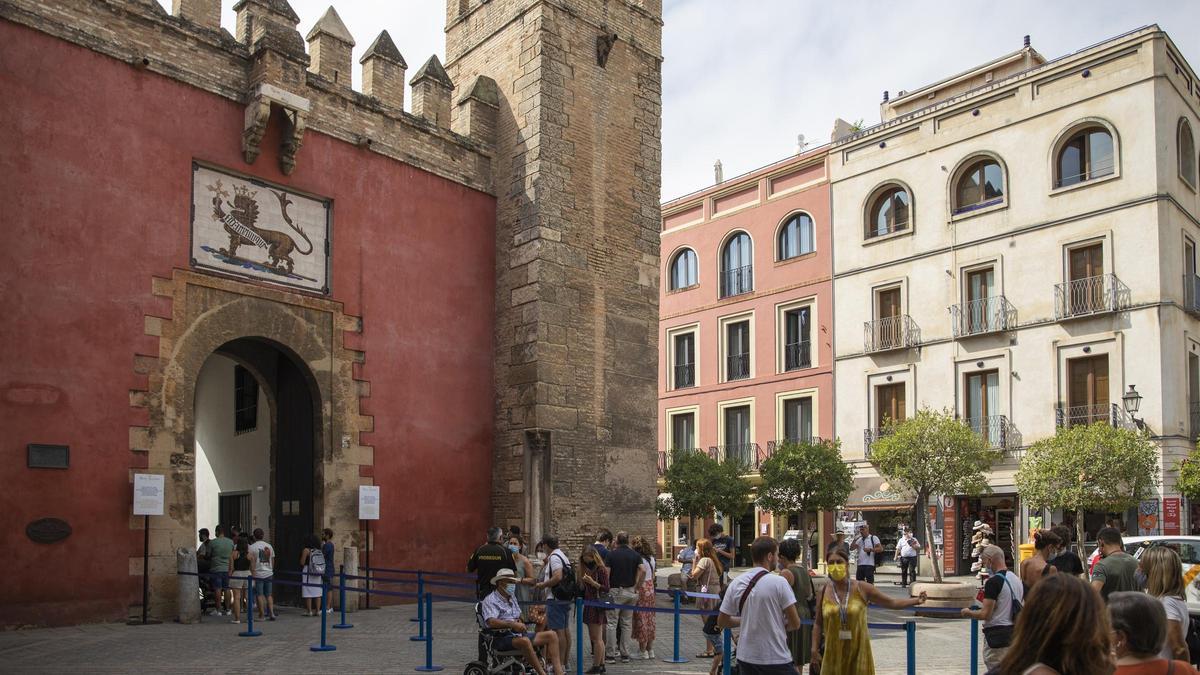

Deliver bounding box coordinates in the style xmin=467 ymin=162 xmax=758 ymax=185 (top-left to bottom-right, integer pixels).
xmin=133 ymin=473 xmax=165 ymax=516
xmin=359 ymin=485 xmax=380 ymax=520
xmin=1164 ymin=497 xmax=1181 ymax=535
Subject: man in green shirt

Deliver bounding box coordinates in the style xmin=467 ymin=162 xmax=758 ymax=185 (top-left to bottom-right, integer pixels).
xmin=207 ymin=525 xmax=235 ymax=616
xmin=1090 ymin=527 xmax=1138 ymax=600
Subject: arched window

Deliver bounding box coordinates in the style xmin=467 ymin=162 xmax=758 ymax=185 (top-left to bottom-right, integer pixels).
xmin=777 ymin=213 xmax=815 ymax=260
xmin=866 ymin=185 xmax=910 ymax=239
xmin=1180 ymin=119 xmax=1196 ymax=188
xmin=669 ymin=248 xmax=698 ymax=290
xmin=954 ymin=158 xmax=1004 ymax=213
xmin=720 ymin=232 xmax=753 ymax=298
xmin=1056 ymin=125 xmax=1114 ymax=188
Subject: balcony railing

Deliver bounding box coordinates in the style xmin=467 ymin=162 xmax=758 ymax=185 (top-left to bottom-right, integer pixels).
xmin=726 ymin=352 xmax=750 ymax=380
xmin=863 ymin=427 xmax=894 ymax=459
xmin=1054 ymin=159 xmax=1115 ymax=189
xmin=966 ymin=415 xmax=1022 ymax=453
xmin=766 ymin=436 xmax=822 ymax=454
xmin=1055 ymin=403 xmax=1118 ymax=429
xmin=709 ymin=443 xmax=764 ymax=470
xmin=784 ymin=340 xmax=812 ymax=371
xmin=720 ymin=264 xmax=754 ymax=298
xmin=656 ymin=447 xmax=705 ymax=476
xmin=673 ymin=363 xmax=695 ymax=388
xmin=950 ymin=296 xmax=1017 ymax=337
xmin=863 ymin=315 xmax=920 ymax=353
xmin=1054 ymin=273 xmax=1128 ymax=320
xmin=1185 ymin=275 xmax=1200 ymax=315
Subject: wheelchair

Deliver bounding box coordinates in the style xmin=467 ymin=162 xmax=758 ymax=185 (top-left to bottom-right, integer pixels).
xmin=464 ymin=602 xmax=548 ymax=675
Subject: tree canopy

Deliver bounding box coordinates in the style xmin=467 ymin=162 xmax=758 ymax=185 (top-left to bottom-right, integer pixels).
xmin=757 ymin=438 xmax=854 ymax=566
xmin=656 ymin=448 xmax=752 ymax=524
xmin=1178 ymin=447 xmax=1200 ymax=503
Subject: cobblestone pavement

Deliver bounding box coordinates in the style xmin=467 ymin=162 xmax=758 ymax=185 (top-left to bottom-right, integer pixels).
xmin=0 ymin=575 xmax=983 ymax=674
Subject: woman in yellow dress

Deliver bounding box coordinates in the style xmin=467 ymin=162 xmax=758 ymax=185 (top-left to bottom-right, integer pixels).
xmin=811 ymin=548 xmax=928 ymax=674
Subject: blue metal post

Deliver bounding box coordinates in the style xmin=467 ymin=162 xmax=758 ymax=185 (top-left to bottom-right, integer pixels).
xmin=905 ymin=619 xmax=916 ymax=675
xmin=311 ymin=579 xmax=337 ymax=652
xmin=575 ymin=598 xmax=584 ymax=675
xmin=722 ymin=628 xmax=732 ymax=675
xmin=663 ymin=590 xmax=688 ymax=663
xmin=410 ymin=581 xmax=429 ymax=642
xmin=239 ymin=577 xmax=261 ymax=637
xmin=411 ymin=571 xmax=424 ymax=623
xmin=334 ymin=565 xmax=353 ymax=629
xmin=414 ymin=593 xmax=443 ymax=671
xmin=970 ymin=618 xmax=979 ymax=675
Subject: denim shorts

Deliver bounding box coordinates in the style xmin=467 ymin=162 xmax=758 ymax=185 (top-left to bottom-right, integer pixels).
xmin=704 ymin=631 xmax=723 ymax=654
xmin=210 ymin=571 xmax=229 ymax=590
xmin=546 ymin=601 xmax=570 ymax=630
xmin=254 ymin=577 xmax=273 ymax=597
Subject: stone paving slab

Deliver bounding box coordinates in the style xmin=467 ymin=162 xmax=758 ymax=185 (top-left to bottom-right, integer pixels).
xmin=0 ymin=588 xmax=981 ymax=674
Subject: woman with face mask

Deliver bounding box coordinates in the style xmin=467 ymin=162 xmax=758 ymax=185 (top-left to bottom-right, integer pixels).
xmin=811 ymin=548 xmax=927 ymax=674
xmin=1019 ymin=529 xmax=1061 ymax=592
xmin=509 ymin=536 xmax=537 ymax=621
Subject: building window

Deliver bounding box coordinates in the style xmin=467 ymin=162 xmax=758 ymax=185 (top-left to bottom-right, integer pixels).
xmin=723 ymin=404 xmax=752 ymax=464
xmin=233 ymin=365 xmax=258 ymax=434
xmin=670 ymin=411 xmax=696 ymax=451
xmin=777 ymin=213 xmax=815 ymax=261
xmin=965 ymin=370 xmax=1000 ymax=446
xmin=669 ymin=248 xmax=698 ymax=291
xmin=782 ymin=396 xmax=813 ymax=444
xmin=876 ymin=382 xmax=906 ymax=429
xmin=1064 ymin=355 xmax=1109 ymax=427
xmin=672 ymin=331 xmax=696 ymax=389
xmin=866 ymin=185 xmax=910 ymax=239
xmin=726 ymin=319 xmax=751 ymax=380
xmin=1181 ymin=119 xmax=1197 ymax=188
xmin=720 ymin=232 xmax=753 ymax=298
xmin=871 ymin=286 xmax=905 ymax=350
xmin=783 ymin=306 xmax=811 ymax=371
xmin=1055 ymin=125 xmax=1114 ymax=188
xmin=954 ymin=158 xmax=1004 ymax=213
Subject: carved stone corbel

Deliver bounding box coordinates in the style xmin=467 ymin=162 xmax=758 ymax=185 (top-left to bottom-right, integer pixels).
xmin=280 ymin=108 xmax=307 ymax=176
xmin=242 ymin=96 xmax=271 ymax=164
xmin=239 ymin=84 xmax=313 ymax=172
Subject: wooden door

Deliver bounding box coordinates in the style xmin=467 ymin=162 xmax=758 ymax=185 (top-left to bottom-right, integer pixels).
xmin=1068 ymin=244 xmax=1103 ymax=314
xmin=1067 ymin=356 xmax=1109 ymax=425
xmin=966 ymin=268 xmax=995 ymax=333
xmin=876 ymin=383 xmax=906 ymax=429
xmin=876 ymin=287 xmax=902 ymax=348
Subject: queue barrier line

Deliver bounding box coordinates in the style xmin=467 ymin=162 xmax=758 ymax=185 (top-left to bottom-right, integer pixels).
xmin=359 ymin=566 xmax=475 ymax=580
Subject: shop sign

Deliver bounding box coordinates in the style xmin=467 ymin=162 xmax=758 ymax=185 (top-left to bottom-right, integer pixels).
xmin=1164 ymin=497 xmax=1181 ymax=535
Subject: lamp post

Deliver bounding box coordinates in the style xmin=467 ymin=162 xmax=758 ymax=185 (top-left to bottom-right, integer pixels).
xmin=1122 ymin=384 xmax=1144 ymax=429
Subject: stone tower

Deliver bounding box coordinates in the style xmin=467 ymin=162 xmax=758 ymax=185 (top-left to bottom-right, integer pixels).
xmin=445 ymin=0 xmax=663 ymax=548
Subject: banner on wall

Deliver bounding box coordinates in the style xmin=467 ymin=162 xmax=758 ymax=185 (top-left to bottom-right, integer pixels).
xmin=1138 ymin=499 xmax=1160 ymax=536
xmin=1164 ymin=497 xmax=1181 ymax=535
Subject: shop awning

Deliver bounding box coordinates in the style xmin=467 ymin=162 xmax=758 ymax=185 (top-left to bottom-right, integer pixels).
xmin=843 ymin=477 xmax=915 ymax=511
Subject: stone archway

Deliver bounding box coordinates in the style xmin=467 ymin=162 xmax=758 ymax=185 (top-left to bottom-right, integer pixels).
xmin=131 ymin=270 xmax=371 ymax=618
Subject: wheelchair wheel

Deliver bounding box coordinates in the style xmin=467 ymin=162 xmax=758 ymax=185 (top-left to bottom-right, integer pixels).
xmin=464 ymin=662 xmax=487 ymax=675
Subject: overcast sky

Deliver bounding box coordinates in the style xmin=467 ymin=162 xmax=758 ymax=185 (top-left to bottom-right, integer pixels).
xmin=162 ymin=1 xmax=1200 ymax=202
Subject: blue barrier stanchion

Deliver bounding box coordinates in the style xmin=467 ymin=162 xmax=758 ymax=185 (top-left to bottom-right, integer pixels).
xmin=970 ymin=617 xmax=979 ymax=675
xmin=722 ymin=628 xmax=732 ymax=675
xmin=410 ymin=584 xmax=429 ymax=642
xmin=311 ymin=579 xmax=337 ymax=652
xmin=575 ymin=598 xmax=584 ymax=675
xmin=663 ymin=590 xmax=688 ymax=663
xmin=411 ymin=571 xmax=424 ymax=623
xmin=334 ymin=565 xmax=353 ymax=630
xmin=240 ymin=578 xmax=261 ymax=637
xmin=905 ymin=618 xmax=916 ymax=675
xmin=414 ymin=593 xmax=443 ymax=672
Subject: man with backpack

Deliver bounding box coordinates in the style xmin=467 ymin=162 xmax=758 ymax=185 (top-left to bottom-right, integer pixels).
xmin=961 ymin=545 xmax=1023 ymax=669
xmin=535 ymin=534 xmax=575 ymax=669
xmin=717 ymin=536 xmax=802 ymax=675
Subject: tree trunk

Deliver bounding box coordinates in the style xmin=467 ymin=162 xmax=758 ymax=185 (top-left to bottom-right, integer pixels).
xmin=913 ymin=491 xmax=941 ymax=583
xmin=1075 ymin=508 xmax=1087 ymax=562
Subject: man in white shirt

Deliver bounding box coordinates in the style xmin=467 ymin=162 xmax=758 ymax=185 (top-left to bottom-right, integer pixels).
xmin=850 ymin=523 xmax=882 ymax=584
xmin=482 ymin=569 xmax=565 ymax=675
xmin=895 ymin=526 xmax=922 ymax=588
xmin=717 ymin=537 xmax=802 ymax=675
xmin=533 ymin=535 xmax=572 ymax=668
xmin=247 ymin=528 xmax=276 ymax=620
xmin=961 ymin=545 xmax=1023 ymax=669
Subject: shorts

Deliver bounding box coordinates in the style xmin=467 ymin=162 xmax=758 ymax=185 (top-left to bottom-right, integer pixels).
xmin=736 ymin=661 xmax=798 ymax=675
xmin=546 ymin=601 xmax=571 ymax=630
xmin=229 ymin=571 xmax=251 ymax=590
xmin=210 ymin=571 xmax=229 ymax=590
xmin=494 ymin=632 xmax=531 ymax=652
xmin=254 ymin=577 xmax=273 ymax=597
xmin=704 ymin=631 xmax=723 ymax=654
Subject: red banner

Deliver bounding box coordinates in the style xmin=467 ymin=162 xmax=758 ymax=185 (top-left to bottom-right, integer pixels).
xmin=1164 ymin=497 xmax=1181 ymax=535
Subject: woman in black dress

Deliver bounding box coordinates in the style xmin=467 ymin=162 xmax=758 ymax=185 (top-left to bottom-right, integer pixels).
xmin=580 ymin=545 xmax=610 ymax=674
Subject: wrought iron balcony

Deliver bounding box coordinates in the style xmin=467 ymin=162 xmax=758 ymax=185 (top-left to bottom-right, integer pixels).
xmin=657 ymin=447 xmax=704 ymax=476
xmin=863 ymin=428 xmax=894 ymax=459
xmin=719 ymin=264 xmax=753 ymax=298
xmin=950 ymin=296 xmax=1017 ymax=337
xmin=1055 ymin=403 xmax=1118 ymax=429
xmin=784 ymin=340 xmax=812 ymax=371
xmin=863 ymin=315 xmax=920 ymax=353
xmin=673 ymin=362 xmax=695 ymax=388
xmin=966 ymin=415 xmax=1021 ymax=453
xmin=766 ymin=436 xmax=823 ymax=454
xmin=709 ymin=443 xmax=764 ymax=470
xmin=1054 ymin=273 xmax=1128 ymax=320
xmin=1185 ymin=275 xmax=1200 ymax=315
xmin=726 ymin=352 xmax=750 ymax=380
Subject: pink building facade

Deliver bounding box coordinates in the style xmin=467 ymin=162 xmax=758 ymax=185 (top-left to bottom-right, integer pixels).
xmin=657 ymin=148 xmax=834 ymax=565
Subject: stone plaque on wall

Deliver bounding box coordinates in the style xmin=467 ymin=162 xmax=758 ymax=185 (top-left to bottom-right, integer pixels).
xmin=191 ymin=163 xmax=330 ymax=293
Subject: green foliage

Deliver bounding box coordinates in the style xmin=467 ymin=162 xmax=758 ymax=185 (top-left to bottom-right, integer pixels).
xmin=656 ymin=448 xmax=752 ymax=522
xmin=756 ymin=439 xmax=854 ymax=516
xmin=1178 ymin=448 xmax=1200 ymax=502
xmin=1016 ymin=423 xmax=1159 ymax=513
xmin=870 ymin=408 xmax=999 ymax=499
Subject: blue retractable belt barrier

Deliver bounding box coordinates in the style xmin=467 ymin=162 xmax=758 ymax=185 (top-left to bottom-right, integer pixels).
xmin=575 ymin=596 xmax=585 ymax=675
xmin=722 ymin=628 xmax=732 ymax=675
xmin=971 ymin=617 xmax=979 ymax=675
xmin=663 ymin=590 xmax=688 ymax=664
xmin=414 ymin=592 xmax=443 ymax=672
xmin=334 ymin=565 xmax=353 ymax=630
xmin=311 ymin=578 xmax=336 ymax=652
xmin=412 ymin=572 xmax=425 ymax=624
xmin=239 ymin=577 xmax=261 ymax=637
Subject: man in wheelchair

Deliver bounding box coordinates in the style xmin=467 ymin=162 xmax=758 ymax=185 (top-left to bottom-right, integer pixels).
xmin=475 ymin=569 xmax=566 ymax=675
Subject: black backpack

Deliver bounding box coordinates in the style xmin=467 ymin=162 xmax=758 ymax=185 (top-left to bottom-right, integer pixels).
xmin=550 ymin=552 xmax=581 ymax=600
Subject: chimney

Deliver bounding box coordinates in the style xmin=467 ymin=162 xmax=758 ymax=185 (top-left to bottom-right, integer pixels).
xmin=882 ymin=90 xmax=889 ymax=103
xmin=234 ymin=0 xmax=302 ymax=46
xmin=454 ymin=75 xmax=499 ymax=143
xmin=1023 ymin=34 xmax=1031 ymax=48
xmin=714 ymin=160 xmax=723 ymax=185
xmin=410 ymin=55 xmax=454 ymax=128
xmin=361 ymin=31 xmax=407 ymax=111
xmin=306 ymin=6 xmax=355 ymax=86
xmin=173 ymin=0 xmax=220 ymax=30
xmin=796 ymin=134 xmax=807 ymax=154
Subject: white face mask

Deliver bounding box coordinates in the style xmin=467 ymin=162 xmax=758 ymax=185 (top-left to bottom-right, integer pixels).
xmin=536 ymin=551 xmax=547 ymax=561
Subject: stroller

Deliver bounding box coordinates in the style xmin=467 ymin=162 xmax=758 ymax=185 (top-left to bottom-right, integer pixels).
xmin=464 ymin=602 xmax=548 ymax=675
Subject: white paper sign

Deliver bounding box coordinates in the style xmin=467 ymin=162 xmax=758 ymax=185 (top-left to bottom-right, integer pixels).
xmin=133 ymin=473 xmax=165 ymax=516
xmin=359 ymin=485 xmax=380 ymax=520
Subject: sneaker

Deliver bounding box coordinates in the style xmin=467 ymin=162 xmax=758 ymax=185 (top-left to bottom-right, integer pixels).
xmin=605 ymin=656 xmax=616 ymax=664
xmin=620 ymin=655 xmax=630 ymax=664
xmin=585 ymin=667 xmax=606 ymax=674
xmin=207 ymin=609 xmax=220 ymax=616
xmin=646 ymin=650 xmax=655 ymax=660
xmin=268 ymin=615 xmax=277 ymax=621
xmin=229 ymin=619 xmax=239 ymax=624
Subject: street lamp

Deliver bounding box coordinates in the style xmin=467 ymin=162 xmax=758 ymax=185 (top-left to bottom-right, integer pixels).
xmin=1122 ymin=384 xmax=1144 ymax=429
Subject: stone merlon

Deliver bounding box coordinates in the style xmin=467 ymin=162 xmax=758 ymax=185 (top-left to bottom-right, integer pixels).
xmin=410 ymin=55 xmax=453 ymax=128
xmin=305 ymin=6 xmax=355 ymax=86
xmin=360 ymin=30 xmax=407 ymax=111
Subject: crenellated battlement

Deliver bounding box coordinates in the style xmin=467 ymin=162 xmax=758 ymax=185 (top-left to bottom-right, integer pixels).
xmin=0 ymin=0 xmax=498 ymax=193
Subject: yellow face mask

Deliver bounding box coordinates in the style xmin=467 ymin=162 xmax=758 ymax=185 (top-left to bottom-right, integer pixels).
xmin=827 ymin=563 xmax=848 ymax=581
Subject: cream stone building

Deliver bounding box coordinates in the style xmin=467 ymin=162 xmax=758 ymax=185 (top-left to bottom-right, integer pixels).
xmin=830 ymin=27 xmax=1200 ymax=574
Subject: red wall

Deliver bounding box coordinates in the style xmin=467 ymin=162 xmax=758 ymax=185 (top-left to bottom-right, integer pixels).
xmin=0 ymin=20 xmax=497 ymax=625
